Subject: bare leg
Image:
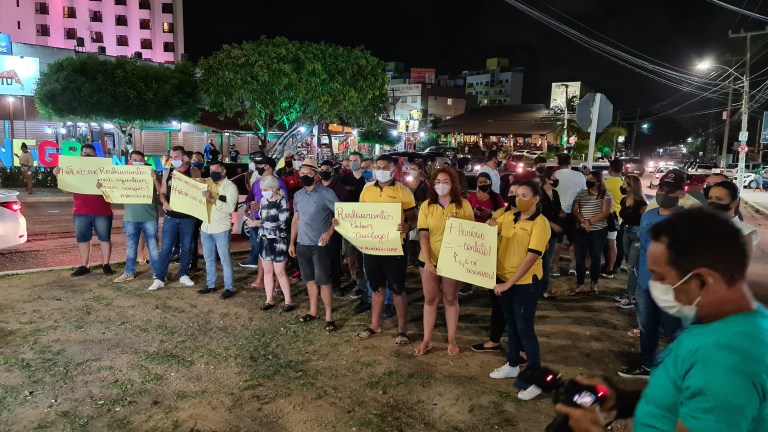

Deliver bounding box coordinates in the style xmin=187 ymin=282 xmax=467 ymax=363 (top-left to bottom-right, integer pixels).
xmin=263 ymin=260 xmax=275 ymax=304
xmin=306 ymin=281 xmax=319 ymax=317
xmin=256 ymin=258 xmax=265 ymax=288
xmin=99 ymin=241 xmax=112 ymax=265
xmin=319 ymin=284 xmax=333 ymax=322
xmin=274 ymin=261 xmax=292 ymax=304
xmin=78 ymin=242 xmax=91 ymax=267
xmin=442 ymin=277 xmax=460 ymax=355
xmin=346 ymin=255 xmax=357 ymax=281
xmin=369 ymin=289 xmax=386 ymax=332
xmin=606 ymin=238 xmax=617 ymax=273
xmin=416 ymin=268 xmax=440 ymax=355
xmin=393 ymin=292 xmax=408 ymax=334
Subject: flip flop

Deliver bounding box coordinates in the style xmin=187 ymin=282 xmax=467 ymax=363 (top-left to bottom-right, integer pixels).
xmin=447 ymin=344 xmax=460 ymax=356
xmin=414 ymin=344 xmax=433 ymax=356
xmin=325 ymin=321 xmax=337 ymax=334
xmin=356 ymin=327 xmax=380 ymax=339
xmin=297 ymin=314 xmax=317 ymax=323
xmin=394 ymin=332 xmax=410 ymax=345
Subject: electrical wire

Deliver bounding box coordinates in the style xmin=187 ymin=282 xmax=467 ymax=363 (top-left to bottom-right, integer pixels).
xmin=705 ymin=0 xmax=768 ymax=22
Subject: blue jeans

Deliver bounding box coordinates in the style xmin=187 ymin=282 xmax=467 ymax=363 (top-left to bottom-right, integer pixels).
xmin=623 ymin=227 xmax=641 ymax=296
xmin=574 ymin=228 xmax=608 ymax=285
xmin=499 ymin=279 xmax=541 ymax=370
xmin=636 ymin=286 xmax=682 ymax=369
xmin=201 ymin=230 xmax=234 ymax=291
xmin=123 ymin=221 xmax=159 ymax=277
xmin=247 ymin=227 xmax=261 ymax=265
xmin=540 ymin=235 xmax=558 ymax=294
xmin=156 ymin=216 xmax=195 ymax=281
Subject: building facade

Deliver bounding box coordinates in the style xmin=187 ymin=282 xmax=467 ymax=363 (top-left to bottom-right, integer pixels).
xmin=0 ymin=0 xmax=184 ymax=63
xmin=463 ymin=58 xmax=523 ymax=106
xmin=387 ymin=83 xmax=467 ymax=123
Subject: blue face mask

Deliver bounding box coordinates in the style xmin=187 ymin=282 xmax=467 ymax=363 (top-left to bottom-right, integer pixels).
xmin=362 ymin=169 xmax=373 ymax=180
xmin=191 ymin=162 xmax=205 ymax=169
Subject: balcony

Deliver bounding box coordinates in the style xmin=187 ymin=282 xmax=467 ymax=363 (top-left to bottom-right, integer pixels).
xmin=90 ymin=11 xmax=103 ymax=23
xmin=35 ymin=2 xmax=49 ymax=15
xmin=63 ymin=6 xmax=77 ymax=19
xmin=36 ymin=24 xmax=50 ymax=37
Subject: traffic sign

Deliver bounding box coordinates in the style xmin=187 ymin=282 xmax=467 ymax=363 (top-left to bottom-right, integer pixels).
xmin=575 ymin=93 xmax=613 ymax=132
xmin=739 ymin=131 xmax=749 ymax=142
xmin=739 ymin=144 xmax=749 ymax=154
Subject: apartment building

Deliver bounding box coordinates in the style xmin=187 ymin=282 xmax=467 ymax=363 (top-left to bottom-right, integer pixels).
xmin=463 ymin=58 xmax=523 ymax=106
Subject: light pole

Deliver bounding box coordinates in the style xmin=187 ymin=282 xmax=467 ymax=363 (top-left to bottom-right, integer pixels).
xmin=6 ymin=96 xmax=14 ymax=140
xmin=696 ymin=60 xmax=743 ymax=171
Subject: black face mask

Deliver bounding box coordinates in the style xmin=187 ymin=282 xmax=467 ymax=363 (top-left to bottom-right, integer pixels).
xmin=255 ymin=167 xmax=267 ymax=176
xmin=585 ymin=180 xmax=596 ymax=189
xmin=707 ymin=201 xmax=732 ymax=213
xmin=703 ymin=185 xmax=712 ymax=199
xmin=619 ymin=186 xmax=627 ymax=195
xmin=551 ymin=179 xmax=560 ymax=188
xmin=478 ymin=184 xmax=491 ymax=193
xmin=319 ymin=171 xmax=333 ymax=181
xmin=655 ymin=194 xmax=679 ymax=209
xmin=535 ymin=166 xmax=544 ymax=174
xmin=285 ymin=161 xmax=293 ymax=169
xmin=506 ymin=195 xmax=517 ymax=207
xmin=300 ymin=175 xmax=315 ymax=187
xmin=209 ymin=172 xmax=223 ymax=182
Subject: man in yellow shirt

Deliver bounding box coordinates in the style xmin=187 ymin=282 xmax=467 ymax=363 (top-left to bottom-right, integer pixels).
xmin=603 ymin=159 xmax=624 ymax=277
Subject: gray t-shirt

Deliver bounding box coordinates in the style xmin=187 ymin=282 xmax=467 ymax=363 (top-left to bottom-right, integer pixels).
xmin=293 ymin=184 xmax=338 ymax=245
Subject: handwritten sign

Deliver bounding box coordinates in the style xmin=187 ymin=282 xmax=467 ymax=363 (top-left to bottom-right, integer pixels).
xmin=169 ymin=171 xmax=209 ymax=223
xmin=334 ymin=203 xmax=403 ymax=256
xmin=57 ymin=155 xmax=113 ymax=194
xmin=97 ymin=165 xmax=154 ymax=204
xmin=436 ymin=218 xmax=497 ymax=288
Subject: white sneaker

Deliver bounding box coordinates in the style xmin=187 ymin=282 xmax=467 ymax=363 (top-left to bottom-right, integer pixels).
xmin=147 ymin=279 xmax=165 ymax=291
xmin=518 ymin=384 xmax=542 ymax=400
xmin=179 ymin=276 xmax=195 ymax=286
xmin=489 ymin=363 xmax=520 ymax=379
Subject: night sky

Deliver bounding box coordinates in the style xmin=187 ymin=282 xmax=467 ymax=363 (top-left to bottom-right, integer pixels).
xmin=184 ymin=0 xmax=768 ymax=151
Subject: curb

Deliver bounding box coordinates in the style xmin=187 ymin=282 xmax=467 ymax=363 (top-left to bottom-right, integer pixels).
xmin=17 ymin=196 xmax=73 ymax=203
xmin=742 ymin=197 xmax=768 ymax=217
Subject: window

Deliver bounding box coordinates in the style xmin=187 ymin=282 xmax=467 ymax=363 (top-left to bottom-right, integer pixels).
xmin=140 ymin=38 xmax=152 ymax=49
xmin=447 ymin=98 xmax=453 ymax=106
xmin=139 ymin=0 xmax=151 ymax=9
xmin=89 ymin=10 xmax=103 ymax=22
xmin=162 ymin=2 xmax=173 ymax=13
xmin=63 ymin=6 xmax=77 ymax=18
xmin=17 ymin=21 xmax=20 ymax=30
xmin=115 ymin=15 xmax=128 ymax=26
xmin=163 ymin=41 xmax=175 ymax=52
xmin=140 ymin=19 xmax=151 ymax=30
xmin=35 ymin=2 xmax=49 ymax=14
xmin=116 ymin=35 xmax=129 ymax=46
xmin=91 ymin=31 xmax=103 ymax=43
xmin=36 ymin=24 xmax=50 ymax=36
xmin=162 ymin=22 xmax=174 ymax=33
xmin=64 ymin=28 xmax=77 ymax=40
xmin=114 ymin=0 xmax=126 ymax=4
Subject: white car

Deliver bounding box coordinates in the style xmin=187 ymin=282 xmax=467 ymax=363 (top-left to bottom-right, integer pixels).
xmin=649 ymin=166 xmax=676 ymax=188
xmin=729 ymin=166 xmax=767 ymax=188
xmin=0 ymin=190 xmax=27 ymax=249
xmin=713 ymin=162 xmax=762 ymax=177
xmin=230 ymin=194 xmax=251 ymax=238
xmin=524 ymin=150 xmax=544 ymax=158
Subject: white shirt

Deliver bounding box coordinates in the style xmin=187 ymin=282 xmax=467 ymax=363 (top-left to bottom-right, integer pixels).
xmin=733 ymin=218 xmax=760 ymax=246
xmin=479 ymin=164 xmax=501 ymax=194
xmin=555 ymin=167 xmax=587 ymax=212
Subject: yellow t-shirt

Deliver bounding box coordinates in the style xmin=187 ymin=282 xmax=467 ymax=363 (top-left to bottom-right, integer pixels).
xmin=493 ymin=209 xmax=551 ymax=284
xmin=417 ymin=199 xmax=474 ymax=265
xmin=359 ymin=181 xmax=417 ymax=242
xmin=605 ymin=175 xmax=624 ymax=217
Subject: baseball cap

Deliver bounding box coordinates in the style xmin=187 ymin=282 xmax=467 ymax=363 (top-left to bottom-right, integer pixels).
xmin=658 ymin=169 xmax=686 ymax=192
xmin=250 ymin=152 xmax=276 ymax=168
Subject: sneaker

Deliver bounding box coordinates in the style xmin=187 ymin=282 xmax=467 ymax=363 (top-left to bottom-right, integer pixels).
xmin=71 ymin=266 xmax=90 ymax=277
xmin=551 ymin=269 xmax=561 ymax=277
xmin=350 ymin=288 xmax=365 ymax=299
xmin=102 ymin=264 xmax=115 ymax=276
xmin=459 ymin=284 xmax=473 ymax=297
xmin=471 ymin=343 xmax=501 ymax=353
xmin=220 ymin=289 xmax=235 ymax=300
xmin=517 ymin=384 xmax=543 ymax=400
xmin=617 ymin=365 xmax=650 ymax=379
xmin=382 ymin=304 xmax=395 ymax=319
xmin=489 ymin=363 xmax=520 ymax=379
xmin=239 ymin=261 xmax=258 ymax=269
xmin=290 ymin=271 xmax=302 ymax=281
xmin=333 ymin=286 xmax=345 ymax=297
xmin=618 ymin=297 xmax=637 ymax=309
xmin=614 ymin=293 xmax=628 ymax=302
xmin=113 ymin=273 xmax=135 ymax=283
xmin=353 ymin=299 xmax=371 ymax=314
xmin=179 ymin=276 xmax=195 ymax=286
xmin=147 ymin=279 xmax=165 ymax=291
xmin=600 ymin=271 xmax=614 ymax=279
xmin=568 ymin=268 xmax=576 ymax=275
xmin=197 ymin=287 xmax=217 ymax=294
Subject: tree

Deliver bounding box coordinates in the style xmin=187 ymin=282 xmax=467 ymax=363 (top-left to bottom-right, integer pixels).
xmin=35 ymin=55 xmax=199 ymax=148
xmin=597 ymin=125 xmax=629 ymax=158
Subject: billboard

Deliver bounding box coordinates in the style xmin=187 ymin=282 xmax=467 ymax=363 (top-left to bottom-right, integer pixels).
xmin=388 ymin=84 xmax=422 ymax=97
xmin=0 ymin=34 xmax=11 ymax=55
xmin=761 ymin=112 xmax=768 ymax=144
xmin=0 ymin=56 xmax=40 ymax=96
xmin=550 ymin=82 xmax=582 ymax=111
xmin=410 ymin=67 xmax=436 ymax=84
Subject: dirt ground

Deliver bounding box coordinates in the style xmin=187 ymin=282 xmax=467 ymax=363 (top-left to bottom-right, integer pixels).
xmin=0 ymin=258 xmax=644 ymax=432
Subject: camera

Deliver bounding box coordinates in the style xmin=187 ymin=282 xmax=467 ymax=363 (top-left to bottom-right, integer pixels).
xmin=516 ymin=366 xmax=609 ymax=432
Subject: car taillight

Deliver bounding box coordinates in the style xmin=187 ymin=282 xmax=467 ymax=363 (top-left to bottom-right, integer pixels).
xmin=0 ymin=201 xmax=22 ymax=212
xmin=655 ymin=174 xmax=660 ymax=179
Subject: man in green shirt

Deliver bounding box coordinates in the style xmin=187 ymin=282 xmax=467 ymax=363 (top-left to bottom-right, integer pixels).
xmin=754 ymin=166 xmax=764 ymax=192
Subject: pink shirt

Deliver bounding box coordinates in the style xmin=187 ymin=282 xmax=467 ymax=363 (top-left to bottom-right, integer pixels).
xmin=467 ymin=192 xmax=505 ymax=222
xmin=73 ymin=193 xmax=113 ymax=216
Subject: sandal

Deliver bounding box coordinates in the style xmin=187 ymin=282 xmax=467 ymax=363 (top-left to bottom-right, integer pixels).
xmin=628 ymin=328 xmax=640 ymax=337
xmin=542 ymin=291 xmax=557 ymax=300
xmin=394 ymin=332 xmax=410 ymax=345
xmin=447 ymin=344 xmax=460 ymax=356
xmin=260 ymin=303 xmax=275 ymax=311
xmin=325 ymin=321 xmax=337 ymax=333
xmin=414 ymin=343 xmax=432 ymax=356
xmin=569 ymin=285 xmax=589 ymax=296
xmin=356 ymin=327 xmax=380 ymax=339
xmin=297 ymin=314 xmax=316 ymax=323
xmin=282 ymin=304 xmax=296 ymax=312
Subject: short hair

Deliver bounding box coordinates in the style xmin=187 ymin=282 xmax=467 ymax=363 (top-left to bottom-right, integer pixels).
xmin=209 ymin=161 xmax=225 ymax=170
xmin=184 ymin=151 xmax=193 ymax=159
xmin=534 ymin=155 xmax=547 ymax=166
xmin=410 ymin=161 xmax=425 ymax=171
xmin=349 ymin=151 xmax=363 ymax=159
xmin=129 ymin=150 xmax=145 ymax=158
xmin=541 ymin=166 xmax=558 ymax=182
xmin=457 ymin=157 xmax=471 ymax=169
xmin=557 ymin=153 xmax=571 ymax=167
xmin=171 ymin=145 xmax=185 ymax=154
xmin=362 ymin=157 xmax=373 ymax=163
xmin=709 ymin=180 xmax=739 ymax=201
xmin=485 ymin=150 xmax=499 ymax=162
xmin=609 ymin=158 xmax=624 ymax=173
xmin=650 ymin=207 xmax=747 ymax=285
xmin=81 ymin=144 xmax=96 ymax=152
xmin=193 ymin=151 xmax=204 ymax=158
xmin=320 ymin=160 xmax=334 ymax=168
xmin=375 ymin=154 xmax=395 ymax=166
xmin=260 ymin=174 xmax=280 ymax=190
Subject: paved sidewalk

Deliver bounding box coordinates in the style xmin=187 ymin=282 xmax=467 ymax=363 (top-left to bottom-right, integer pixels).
xmin=742 ymin=190 xmax=768 ymax=215
xmin=4 ymin=188 xmax=72 ymax=203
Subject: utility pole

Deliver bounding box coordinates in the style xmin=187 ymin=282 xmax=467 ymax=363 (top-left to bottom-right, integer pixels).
xmin=721 ymin=74 xmax=734 ymax=169
xmin=730 ymin=26 xmax=768 ymax=189
xmin=630 ymin=107 xmax=639 ymax=155
xmin=559 ymin=83 xmax=571 ymax=150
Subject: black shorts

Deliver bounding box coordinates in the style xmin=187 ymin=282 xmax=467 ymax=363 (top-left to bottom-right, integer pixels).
xmin=561 ymin=213 xmax=577 ymax=243
xmin=296 ymin=244 xmax=331 ymax=285
xmin=363 ymin=251 xmax=407 ymax=295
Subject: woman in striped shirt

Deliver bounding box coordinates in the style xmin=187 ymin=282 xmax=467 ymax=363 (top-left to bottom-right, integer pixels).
xmin=571 ymin=171 xmax=613 ymax=295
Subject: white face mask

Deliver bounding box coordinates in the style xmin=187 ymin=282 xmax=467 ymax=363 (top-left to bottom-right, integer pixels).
xmin=262 ymin=190 xmax=273 ymax=200
xmin=249 ymin=162 xmax=256 ymax=172
xmin=649 ymin=272 xmax=701 ymax=326
xmin=131 ymin=161 xmax=145 ymax=166
xmin=434 ymin=184 xmax=451 ymax=197
xmin=171 ymin=159 xmax=183 ymax=168
xmin=375 ymin=169 xmax=393 ymax=183
xmin=294 ymin=160 xmax=303 ymax=169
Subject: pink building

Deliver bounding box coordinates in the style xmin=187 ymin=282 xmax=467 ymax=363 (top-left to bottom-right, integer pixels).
xmin=0 ymin=0 xmax=184 ymax=63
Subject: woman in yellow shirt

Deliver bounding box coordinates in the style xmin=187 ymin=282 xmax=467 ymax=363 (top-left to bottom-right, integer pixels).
xmin=415 ymin=167 xmax=474 ymax=356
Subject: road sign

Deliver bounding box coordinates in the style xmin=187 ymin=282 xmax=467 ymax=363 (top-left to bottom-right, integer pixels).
xmin=739 ymin=144 xmax=749 ymax=154
xmin=739 ymin=131 xmax=749 ymax=142
xmin=575 ymin=93 xmax=613 ymax=132
xmin=761 ymin=112 xmax=768 ymax=144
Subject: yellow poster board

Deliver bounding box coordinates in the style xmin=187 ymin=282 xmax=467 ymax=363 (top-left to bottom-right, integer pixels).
xmin=169 ymin=171 xmax=209 ymax=223
xmin=57 ymin=155 xmax=113 ymax=194
xmin=97 ymin=165 xmax=154 ymax=204
xmin=334 ymin=202 xmax=403 ymax=256
xmin=436 ymin=218 xmax=497 ymax=288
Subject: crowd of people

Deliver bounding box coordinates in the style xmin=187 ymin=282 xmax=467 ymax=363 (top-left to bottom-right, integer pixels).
xmin=53 ymin=144 xmax=767 ymax=418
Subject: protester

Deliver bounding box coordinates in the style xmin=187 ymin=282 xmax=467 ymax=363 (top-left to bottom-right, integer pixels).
xmin=406 ymin=161 xmax=429 ymax=268
xmin=533 ymin=155 xmax=547 ymax=173
xmin=571 ymin=171 xmax=613 ymax=295
xmin=686 ymin=174 xmax=708 ymax=204
xmin=340 ymin=152 xmax=369 ymax=299
xmin=414 ymin=168 xmax=474 ymax=356
xmin=319 ymin=160 xmax=347 ymax=296
xmin=554 ymin=153 xmax=585 ymax=275
xmin=487 ymin=179 xmax=551 ymax=401
xmin=706 ymin=180 xmax=759 ymax=256
xmin=16 ymin=143 xmax=34 ymax=194
xmin=467 ymin=172 xmax=505 ymax=222
xmin=148 ymin=146 xmax=200 ymax=291
xmin=289 ymin=159 xmax=338 ymax=333
xmin=616 ymin=175 xmax=647 ymax=311
xmin=353 ymin=154 xmax=417 ymax=345
xmin=539 ymin=167 xmax=565 ymax=299
xmin=228 ymin=144 xmax=240 ymax=163
xmin=754 ymin=165 xmax=764 ymax=192
xmin=456 ymin=157 xmax=471 ymax=192
xmin=647 ymin=172 xmax=704 ymax=210
xmin=602 ymin=159 xmax=625 ymax=278
xmin=203 ymin=139 xmax=214 ymax=163
xmin=250 ymin=175 xmax=294 ymax=311
xmin=190 ymin=152 xmax=205 ymax=174
xmin=618 ymin=169 xmax=685 ymax=378
xmin=340 ymin=158 xmax=351 ymax=176
xmin=53 ymin=144 xmax=114 ymax=277
xmin=480 ymin=150 xmax=501 ymax=194
xmin=556 ymin=208 xmax=768 ymax=432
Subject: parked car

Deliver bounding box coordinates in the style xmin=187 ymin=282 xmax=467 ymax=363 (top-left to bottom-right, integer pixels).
xmin=687 ymin=163 xmax=715 ymax=174
xmin=0 ymin=190 xmax=27 ymax=249
xmin=524 ymin=150 xmax=544 ymax=158
xmin=714 ymin=162 xmax=762 ymax=177
xmin=649 ymin=165 xmax=679 ymax=188
xmin=620 ymin=157 xmax=645 ymax=176
xmin=579 ymin=162 xmax=610 ymax=175
xmin=423 ymin=145 xmax=457 ymax=158
xmin=729 ymin=166 xmax=768 ymax=189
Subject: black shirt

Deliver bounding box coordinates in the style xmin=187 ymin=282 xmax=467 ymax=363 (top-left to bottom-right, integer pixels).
xmin=340 ymin=172 xmax=367 ymax=202
xmin=210 ymin=148 xmax=221 ymax=162
xmin=540 ymin=187 xmax=562 ymax=223
xmin=619 ymin=196 xmax=647 ymax=227
xmin=229 ymin=150 xmax=240 ymax=162
xmin=411 ymin=180 xmax=429 ymax=206
xmin=164 ymin=166 xmax=193 ymax=219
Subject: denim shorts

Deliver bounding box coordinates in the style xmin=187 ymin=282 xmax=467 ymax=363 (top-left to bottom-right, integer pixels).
xmin=73 ymin=215 xmax=113 ymax=243
xmin=296 ymin=244 xmax=331 ymax=285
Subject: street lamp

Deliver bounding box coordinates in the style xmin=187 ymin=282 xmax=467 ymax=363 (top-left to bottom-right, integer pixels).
xmin=6 ymin=96 xmax=14 ymax=139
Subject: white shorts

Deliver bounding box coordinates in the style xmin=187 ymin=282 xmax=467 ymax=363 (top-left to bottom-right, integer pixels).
xmin=607 ymin=230 xmax=618 ymax=240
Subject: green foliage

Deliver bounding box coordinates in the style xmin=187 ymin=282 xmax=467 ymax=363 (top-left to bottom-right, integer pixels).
xmin=358 ymin=127 xmax=400 ymax=147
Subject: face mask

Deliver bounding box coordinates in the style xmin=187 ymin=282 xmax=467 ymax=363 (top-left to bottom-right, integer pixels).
xmin=300 ymin=175 xmax=315 ymax=187
xmin=375 ymin=169 xmax=393 ymax=183
xmin=703 ymin=185 xmax=712 ymax=198
xmin=707 ymin=201 xmax=732 ymax=213
xmin=262 ymin=190 xmax=273 ymax=200
xmin=478 ymin=184 xmax=491 ymax=193
xmin=506 ymin=195 xmax=517 ymax=207
xmin=656 ymin=194 xmax=679 ymax=209
xmin=209 ymin=172 xmax=223 ymax=182
xmin=285 ymin=161 xmax=293 ymax=169
xmin=434 ymin=184 xmax=451 ymax=196
xmin=319 ymin=171 xmax=333 ymax=181
xmin=255 ymin=167 xmax=267 ymax=176
xmin=535 ymin=166 xmax=544 ymax=174
xmin=249 ymin=162 xmax=257 ymax=172
xmin=619 ymin=186 xmax=627 ymax=195
xmin=191 ymin=162 xmax=204 ymax=169
xmin=171 ymin=159 xmax=183 ymax=169
xmin=350 ymin=161 xmax=362 ymax=171
xmin=362 ymin=170 xmax=373 ymax=180
xmin=516 ymin=197 xmax=536 ymax=212
xmin=294 ymin=160 xmax=303 ymax=169
xmin=586 ymin=180 xmax=596 ymax=189
xmin=649 ymin=272 xmax=700 ymax=326
xmin=410 ymin=171 xmax=419 ymax=179
xmin=131 ymin=161 xmax=145 ymax=166
xmin=551 ymin=179 xmax=560 ymax=188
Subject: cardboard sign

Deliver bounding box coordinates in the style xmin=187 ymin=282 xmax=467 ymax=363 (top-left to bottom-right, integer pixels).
xmin=436 ymin=218 xmax=497 ymax=288
xmin=334 ymin=203 xmax=403 ymax=256
xmin=56 ymin=155 xmax=113 ymax=194
xmin=169 ymin=171 xmax=209 ymax=223
xmin=97 ymin=165 xmax=154 ymax=204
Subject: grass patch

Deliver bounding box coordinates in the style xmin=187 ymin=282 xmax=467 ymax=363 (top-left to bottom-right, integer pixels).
xmin=154 ymin=302 xmax=184 ymax=314
xmin=137 ymin=352 xmax=193 ymax=369
xmin=363 ymin=368 xmax=434 ymax=391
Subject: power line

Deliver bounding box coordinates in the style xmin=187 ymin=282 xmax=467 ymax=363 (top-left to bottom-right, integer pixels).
xmin=706 ymin=0 xmax=768 ymax=22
